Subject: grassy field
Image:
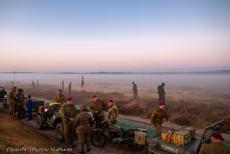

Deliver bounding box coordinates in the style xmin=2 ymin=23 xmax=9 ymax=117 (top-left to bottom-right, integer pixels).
xmin=4 ymin=83 xmax=230 ymax=134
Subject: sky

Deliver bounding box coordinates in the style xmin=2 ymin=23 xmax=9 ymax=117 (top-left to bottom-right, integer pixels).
xmin=0 ymin=0 xmax=230 ymax=72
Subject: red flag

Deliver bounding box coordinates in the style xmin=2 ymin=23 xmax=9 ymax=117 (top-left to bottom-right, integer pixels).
xmin=81 ymin=76 xmax=84 ymax=88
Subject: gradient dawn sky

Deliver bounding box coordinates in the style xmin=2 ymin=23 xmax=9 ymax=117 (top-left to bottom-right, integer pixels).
xmin=0 ymin=0 xmax=230 ymax=72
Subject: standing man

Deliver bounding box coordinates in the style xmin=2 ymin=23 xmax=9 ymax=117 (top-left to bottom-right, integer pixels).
xmin=8 ymin=86 xmax=17 ymax=115
xmin=107 ymin=99 xmax=118 ymax=124
xmin=199 ymin=132 xmax=230 ymax=154
xmin=75 ymin=104 xmax=92 ymax=154
xmin=132 ymin=81 xmax=138 ymax=100
xmin=15 ymin=88 xmax=25 ymax=119
xmin=89 ymin=95 xmax=106 ymax=128
xmin=53 ymin=89 xmax=66 ymax=103
xmin=158 ymin=82 xmax=166 ymax=103
xmin=27 ymin=95 xmax=33 ymax=121
xmin=151 ymin=101 xmax=168 ymax=137
xmin=60 ymin=97 xmax=76 ymax=147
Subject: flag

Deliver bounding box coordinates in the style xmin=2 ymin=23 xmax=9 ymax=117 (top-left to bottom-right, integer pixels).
xmin=62 ymin=80 xmax=64 ymax=91
xmin=68 ymin=81 xmax=72 ymax=96
xmin=81 ymin=76 xmax=84 ymax=88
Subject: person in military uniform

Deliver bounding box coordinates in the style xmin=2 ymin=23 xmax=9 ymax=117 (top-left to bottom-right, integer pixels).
xmin=132 ymin=81 xmax=138 ymax=100
xmin=107 ymin=99 xmax=118 ymax=124
xmin=53 ymin=90 xmax=65 ymax=103
xmin=199 ymin=132 xmax=230 ymax=154
xmin=8 ymin=86 xmax=17 ymax=115
xmin=157 ymin=82 xmax=165 ymax=102
xmin=151 ymin=101 xmax=168 ymax=137
xmin=75 ymin=104 xmax=92 ymax=154
xmin=14 ymin=88 xmax=25 ymax=119
xmin=89 ymin=95 xmax=106 ymax=128
xmin=60 ymin=97 xmax=76 ymax=146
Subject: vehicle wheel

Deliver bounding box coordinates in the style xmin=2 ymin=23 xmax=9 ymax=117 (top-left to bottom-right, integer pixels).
xmin=91 ymin=130 xmax=107 ymax=147
xmin=55 ymin=123 xmax=64 ymax=141
xmin=36 ymin=115 xmax=44 ymax=130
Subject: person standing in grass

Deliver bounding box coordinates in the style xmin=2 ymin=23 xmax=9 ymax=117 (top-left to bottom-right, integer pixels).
xmin=157 ymin=82 xmax=166 ymax=102
xmin=27 ymin=95 xmax=33 ymax=121
xmin=151 ymin=101 xmax=168 ymax=137
xmin=132 ymin=81 xmax=138 ymax=101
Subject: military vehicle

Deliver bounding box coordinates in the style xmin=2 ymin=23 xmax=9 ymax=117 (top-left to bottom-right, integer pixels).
xmin=147 ymin=120 xmax=228 ymax=154
xmin=91 ymin=121 xmax=147 ymax=151
xmin=36 ymin=102 xmax=77 ymax=141
xmin=0 ymin=87 xmax=7 ymax=110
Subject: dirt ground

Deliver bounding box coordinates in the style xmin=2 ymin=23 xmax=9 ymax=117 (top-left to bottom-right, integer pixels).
xmin=0 ymin=112 xmax=142 ymax=154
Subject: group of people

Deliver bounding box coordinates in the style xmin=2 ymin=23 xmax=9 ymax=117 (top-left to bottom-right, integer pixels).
xmin=53 ymin=89 xmax=118 ymax=154
xmin=132 ymin=82 xmax=166 ymax=102
xmin=4 ymin=84 xmax=229 ymax=154
xmin=7 ymin=86 xmax=33 ymax=120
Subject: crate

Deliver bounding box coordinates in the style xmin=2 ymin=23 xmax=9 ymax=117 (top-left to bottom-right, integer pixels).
xmin=174 ymin=131 xmax=191 ymax=145
xmin=134 ymin=128 xmax=147 ymax=145
xmin=182 ymin=127 xmax=195 ymax=139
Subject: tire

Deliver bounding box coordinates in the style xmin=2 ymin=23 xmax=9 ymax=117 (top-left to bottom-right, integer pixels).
xmin=36 ymin=115 xmax=44 ymax=130
xmin=55 ymin=123 xmax=64 ymax=141
xmin=91 ymin=129 xmax=107 ymax=147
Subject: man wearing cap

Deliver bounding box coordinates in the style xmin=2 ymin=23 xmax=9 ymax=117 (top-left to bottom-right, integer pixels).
xmin=199 ymin=132 xmax=230 ymax=154
xmin=89 ymin=95 xmax=106 ymax=128
xmin=60 ymin=97 xmax=76 ymax=146
xmin=75 ymin=104 xmax=92 ymax=154
xmin=151 ymin=101 xmax=168 ymax=137
xmin=8 ymin=86 xmax=17 ymax=115
xmin=157 ymin=82 xmax=166 ymax=102
xmin=107 ymin=99 xmax=118 ymax=124
xmin=54 ymin=90 xmax=66 ymax=103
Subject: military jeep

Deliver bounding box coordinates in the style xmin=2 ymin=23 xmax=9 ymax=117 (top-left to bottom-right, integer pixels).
xmin=147 ymin=120 xmax=229 ymax=154
xmin=36 ymin=102 xmax=79 ymax=141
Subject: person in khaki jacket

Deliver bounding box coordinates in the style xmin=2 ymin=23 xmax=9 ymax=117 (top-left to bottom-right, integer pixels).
xmin=60 ymin=97 xmax=76 ymax=147
xmin=107 ymin=99 xmax=118 ymax=124
xmin=199 ymin=132 xmax=230 ymax=154
xmin=89 ymin=95 xmax=106 ymax=128
xmin=151 ymin=101 xmax=168 ymax=137
xmin=53 ymin=90 xmax=65 ymax=103
xmin=75 ymin=104 xmax=92 ymax=154
xmin=8 ymin=86 xmax=17 ymax=115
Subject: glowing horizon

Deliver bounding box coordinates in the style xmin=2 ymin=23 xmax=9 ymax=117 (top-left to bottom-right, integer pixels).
xmin=0 ymin=0 xmax=230 ymax=72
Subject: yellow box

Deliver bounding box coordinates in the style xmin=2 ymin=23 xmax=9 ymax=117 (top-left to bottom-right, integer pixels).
xmin=174 ymin=131 xmax=190 ymax=145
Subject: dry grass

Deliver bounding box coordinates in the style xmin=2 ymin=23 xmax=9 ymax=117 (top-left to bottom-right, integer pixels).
xmin=0 ymin=113 xmax=63 ymax=154
xmin=4 ymin=83 xmax=230 ymax=134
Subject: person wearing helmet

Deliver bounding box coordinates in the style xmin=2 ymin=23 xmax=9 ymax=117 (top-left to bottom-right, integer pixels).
xmin=75 ymin=104 xmax=92 ymax=154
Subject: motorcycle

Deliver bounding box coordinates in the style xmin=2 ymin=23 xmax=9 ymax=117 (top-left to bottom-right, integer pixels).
xmin=91 ymin=121 xmax=147 ymax=151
